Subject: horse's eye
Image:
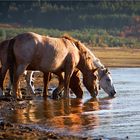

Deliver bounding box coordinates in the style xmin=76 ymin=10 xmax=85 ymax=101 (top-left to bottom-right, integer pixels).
xmin=108 ymin=71 xmax=111 ymax=74
xmin=107 ymin=78 xmax=111 ymax=82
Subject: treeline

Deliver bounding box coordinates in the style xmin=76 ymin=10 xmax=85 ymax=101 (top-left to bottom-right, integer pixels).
xmin=0 ymin=1 xmax=140 ymax=30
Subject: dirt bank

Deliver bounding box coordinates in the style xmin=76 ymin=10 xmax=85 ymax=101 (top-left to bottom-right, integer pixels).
xmin=0 ymin=97 xmax=129 ymax=140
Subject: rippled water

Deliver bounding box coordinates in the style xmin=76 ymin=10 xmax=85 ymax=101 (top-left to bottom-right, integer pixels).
xmin=4 ymin=68 xmax=140 ymax=139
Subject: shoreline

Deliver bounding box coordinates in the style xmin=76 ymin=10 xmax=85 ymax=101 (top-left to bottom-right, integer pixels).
xmin=0 ymin=100 xmax=129 ymax=140
xmin=92 ymin=47 xmax=140 ymax=68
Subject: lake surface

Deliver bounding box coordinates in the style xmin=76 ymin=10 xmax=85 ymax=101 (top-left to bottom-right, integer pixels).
xmin=3 ymin=68 xmax=140 ymax=139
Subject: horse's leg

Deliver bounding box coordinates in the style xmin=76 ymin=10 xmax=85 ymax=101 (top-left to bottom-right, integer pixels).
xmin=69 ymin=70 xmax=83 ymax=98
xmin=25 ymin=71 xmax=35 ymax=95
xmin=63 ymin=55 xmax=75 ymax=99
xmin=43 ymin=72 xmax=51 ymax=98
xmin=12 ymin=64 xmax=28 ymax=99
xmin=0 ymin=67 xmax=4 ymax=96
xmin=0 ymin=65 xmax=8 ymax=96
xmin=52 ymin=73 xmax=64 ymax=99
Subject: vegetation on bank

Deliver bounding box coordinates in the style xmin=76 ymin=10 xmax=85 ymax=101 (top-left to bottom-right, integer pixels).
xmin=0 ymin=27 xmax=139 ymax=48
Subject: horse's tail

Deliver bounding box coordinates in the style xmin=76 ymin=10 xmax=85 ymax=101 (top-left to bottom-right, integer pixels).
xmin=7 ymin=38 xmax=16 ymax=85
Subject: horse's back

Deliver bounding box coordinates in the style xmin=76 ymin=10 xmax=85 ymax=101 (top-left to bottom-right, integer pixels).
xmin=13 ymin=32 xmax=80 ymax=72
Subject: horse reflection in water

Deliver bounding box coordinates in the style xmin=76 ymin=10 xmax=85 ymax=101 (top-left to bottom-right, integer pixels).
xmin=7 ymin=97 xmax=113 ymax=135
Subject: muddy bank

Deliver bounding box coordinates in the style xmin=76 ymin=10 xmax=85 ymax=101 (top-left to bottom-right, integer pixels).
xmin=0 ymin=99 xmax=129 ymax=140
xmin=0 ymin=70 xmax=130 ymax=140
xmin=0 ymin=100 xmax=88 ymax=140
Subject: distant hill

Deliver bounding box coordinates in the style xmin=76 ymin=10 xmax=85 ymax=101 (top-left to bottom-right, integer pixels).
xmin=0 ymin=1 xmax=140 ymax=30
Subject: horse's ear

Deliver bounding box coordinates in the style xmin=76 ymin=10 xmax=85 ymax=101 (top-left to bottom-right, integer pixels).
xmin=92 ymin=67 xmax=99 ymax=73
xmin=105 ymin=68 xmax=110 ymax=74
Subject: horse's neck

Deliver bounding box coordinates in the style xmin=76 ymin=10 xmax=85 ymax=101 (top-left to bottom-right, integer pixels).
xmin=77 ymin=55 xmax=92 ymax=76
xmin=93 ymin=56 xmax=105 ymax=79
xmin=93 ymin=56 xmax=104 ymax=68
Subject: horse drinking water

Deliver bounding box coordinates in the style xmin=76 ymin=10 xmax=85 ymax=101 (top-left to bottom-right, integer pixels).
xmin=61 ymin=35 xmax=116 ymax=97
xmin=7 ymin=32 xmax=98 ymax=99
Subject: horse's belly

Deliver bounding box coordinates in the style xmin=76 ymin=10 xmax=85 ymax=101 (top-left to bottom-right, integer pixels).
xmin=29 ymin=51 xmax=67 ymax=72
xmin=39 ymin=56 xmax=66 ymax=72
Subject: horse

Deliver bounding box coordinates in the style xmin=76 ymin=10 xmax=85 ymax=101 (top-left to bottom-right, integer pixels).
xmin=0 ymin=39 xmax=11 ymax=96
xmin=25 ymin=62 xmax=116 ymax=99
xmin=92 ymin=59 xmax=116 ymax=97
xmin=43 ymin=35 xmax=116 ymax=99
xmin=61 ymin=35 xmax=116 ymax=97
xmin=0 ymin=40 xmax=35 ymax=96
xmin=7 ymin=32 xmax=98 ymax=99
xmin=0 ymin=36 xmax=116 ymax=99
xmin=0 ymin=39 xmax=83 ymax=98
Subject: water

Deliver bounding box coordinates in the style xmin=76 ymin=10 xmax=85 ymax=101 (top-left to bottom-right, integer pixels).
xmin=4 ymin=68 xmax=140 ymax=139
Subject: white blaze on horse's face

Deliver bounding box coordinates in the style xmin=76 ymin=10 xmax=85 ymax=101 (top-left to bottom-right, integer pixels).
xmin=99 ymin=68 xmax=116 ymax=97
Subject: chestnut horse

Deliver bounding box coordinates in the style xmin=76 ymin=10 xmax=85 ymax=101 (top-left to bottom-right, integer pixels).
xmin=0 ymin=40 xmax=83 ymax=98
xmin=61 ymin=35 xmax=116 ymax=97
xmin=7 ymin=32 xmax=98 ymax=99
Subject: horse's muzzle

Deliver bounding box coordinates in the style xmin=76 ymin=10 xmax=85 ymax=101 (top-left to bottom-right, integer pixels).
xmin=109 ymin=90 xmax=116 ymax=97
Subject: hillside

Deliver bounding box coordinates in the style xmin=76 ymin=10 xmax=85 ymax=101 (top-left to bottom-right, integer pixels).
xmin=0 ymin=1 xmax=140 ymax=30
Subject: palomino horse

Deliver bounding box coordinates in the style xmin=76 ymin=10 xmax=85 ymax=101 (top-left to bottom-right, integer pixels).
xmin=7 ymin=32 xmax=98 ymax=99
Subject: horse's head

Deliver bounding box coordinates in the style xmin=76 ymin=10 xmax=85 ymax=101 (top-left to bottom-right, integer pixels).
xmin=83 ymin=67 xmax=99 ymax=98
xmin=98 ymin=68 xmax=116 ymax=97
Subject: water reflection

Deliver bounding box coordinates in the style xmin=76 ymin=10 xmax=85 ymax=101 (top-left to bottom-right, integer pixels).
xmin=6 ymin=96 xmax=113 ymax=136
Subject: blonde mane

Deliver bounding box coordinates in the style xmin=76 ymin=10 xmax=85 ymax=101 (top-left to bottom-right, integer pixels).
xmin=62 ymin=35 xmax=104 ymax=68
xmin=62 ymin=35 xmax=93 ymax=60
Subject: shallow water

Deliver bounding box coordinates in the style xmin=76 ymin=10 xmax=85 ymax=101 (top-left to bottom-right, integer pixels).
xmin=3 ymin=68 xmax=140 ymax=139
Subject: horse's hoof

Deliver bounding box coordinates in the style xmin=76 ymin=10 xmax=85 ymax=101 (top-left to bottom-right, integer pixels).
xmin=24 ymin=96 xmax=33 ymax=100
xmin=9 ymin=97 xmax=17 ymax=102
xmin=52 ymin=89 xmax=63 ymax=99
xmin=52 ymin=93 xmax=59 ymax=99
xmin=17 ymin=98 xmax=24 ymax=101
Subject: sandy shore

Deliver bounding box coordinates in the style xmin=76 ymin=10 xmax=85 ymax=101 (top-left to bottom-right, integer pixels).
xmin=93 ymin=47 xmax=140 ymax=67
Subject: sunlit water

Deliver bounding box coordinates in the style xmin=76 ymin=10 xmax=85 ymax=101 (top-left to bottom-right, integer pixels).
xmin=3 ymin=68 xmax=140 ymax=139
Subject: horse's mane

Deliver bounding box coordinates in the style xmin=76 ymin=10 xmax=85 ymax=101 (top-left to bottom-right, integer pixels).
xmin=62 ymin=34 xmax=104 ymax=68
xmin=62 ymin=34 xmax=93 ymax=58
